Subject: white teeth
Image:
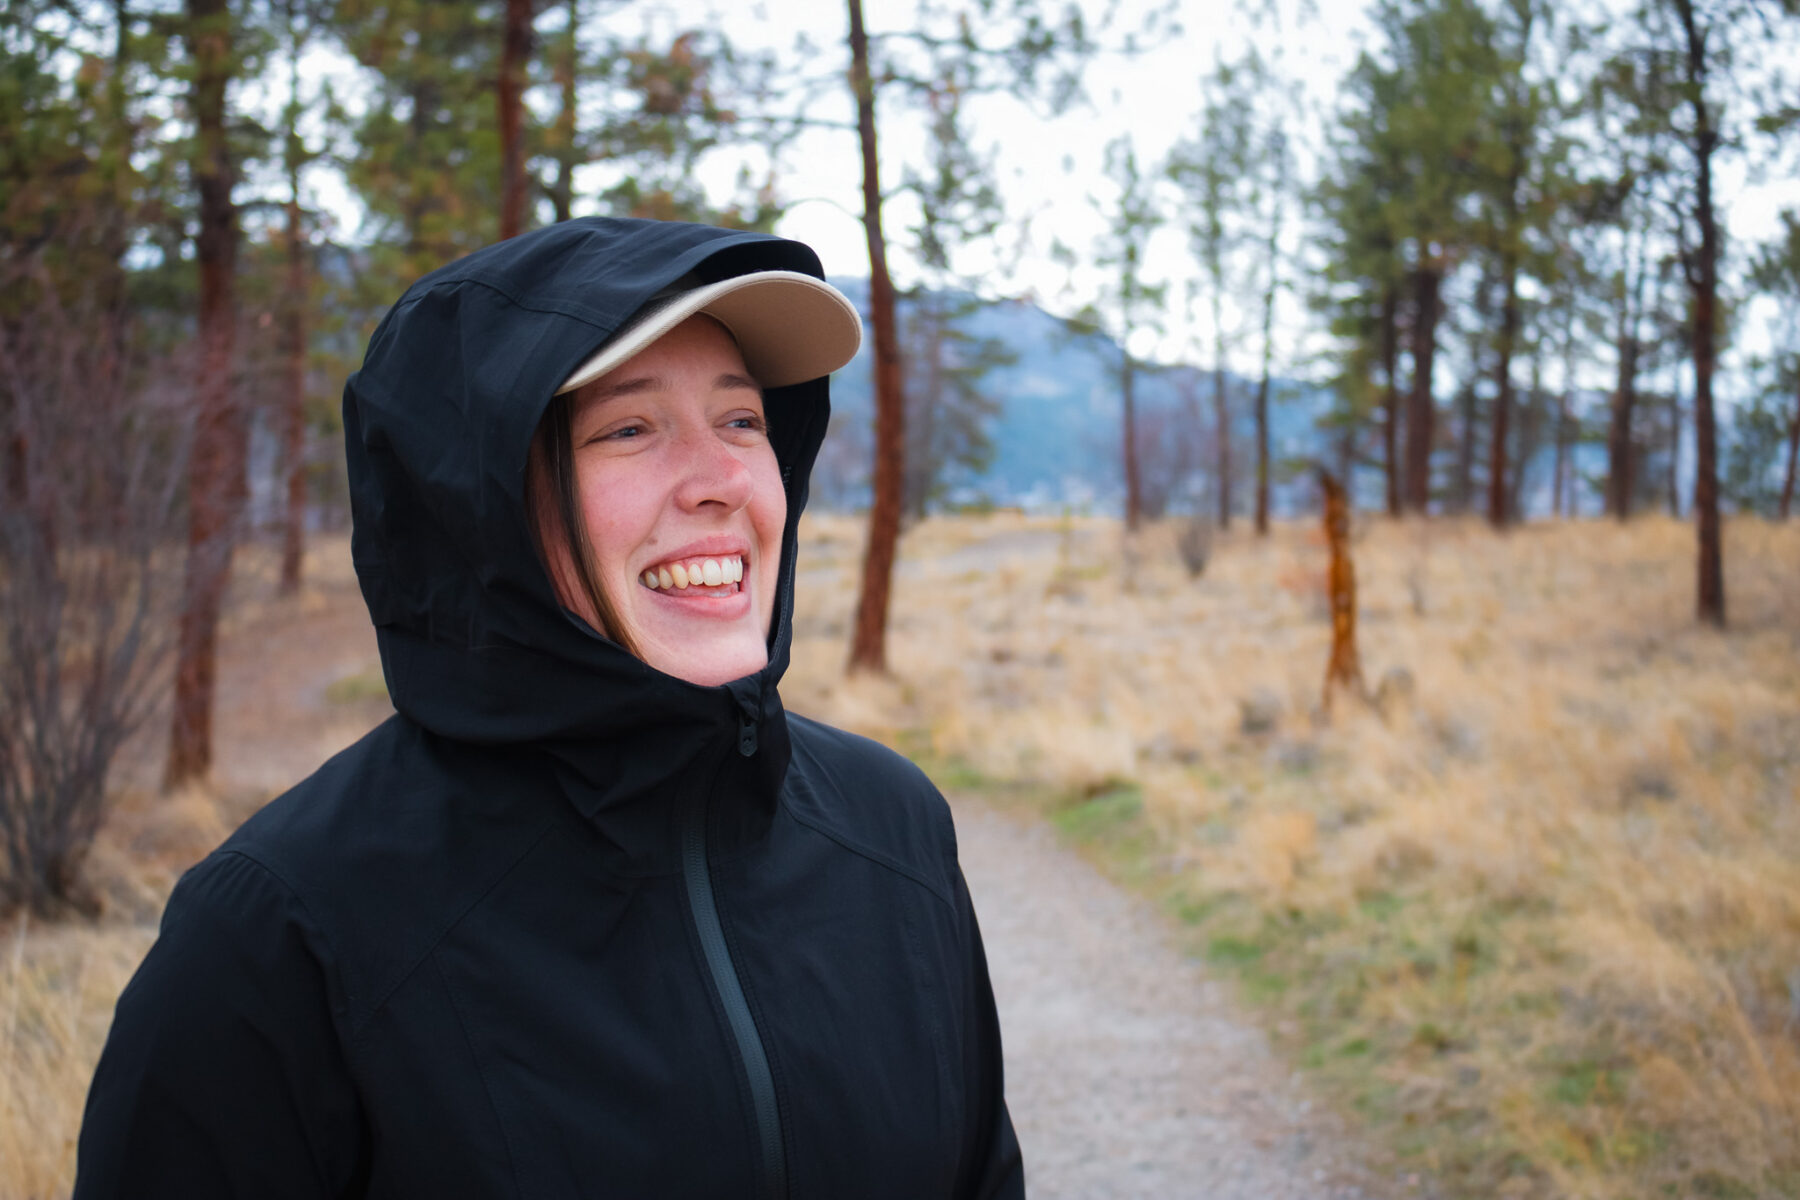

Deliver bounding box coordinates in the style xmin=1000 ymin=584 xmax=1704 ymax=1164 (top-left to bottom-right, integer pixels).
xmin=640 ymin=555 xmax=745 ymax=591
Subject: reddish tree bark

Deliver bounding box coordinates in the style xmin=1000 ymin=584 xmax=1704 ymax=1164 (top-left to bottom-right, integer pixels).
xmin=497 ymin=0 xmax=532 ymax=239
xmin=846 ymin=0 xmax=906 ymax=674
xmin=1320 ymin=469 xmax=1364 ymax=714
xmin=1403 ymin=263 xmax=1441 ymax=512
xmin=165 ymin=0 xmax=244 ymax=790
xmin=1677 ymin=0 xmax=1723 ymax=627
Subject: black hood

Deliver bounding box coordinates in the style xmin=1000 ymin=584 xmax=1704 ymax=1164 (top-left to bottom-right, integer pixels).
xmin=344 ymin=218 xmax=836 ymax=829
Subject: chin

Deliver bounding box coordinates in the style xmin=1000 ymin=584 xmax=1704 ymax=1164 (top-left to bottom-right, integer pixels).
xmin=640 ymin=639 xmax=769 ymax=688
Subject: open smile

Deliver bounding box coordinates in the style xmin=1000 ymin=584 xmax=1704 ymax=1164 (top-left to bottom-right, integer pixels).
xmin=639 ymin=553 xmax=745 ymax=594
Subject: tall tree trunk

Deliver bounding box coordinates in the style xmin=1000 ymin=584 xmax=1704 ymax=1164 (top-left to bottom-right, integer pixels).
xmin=1451 ymin=271 xmax=1491 ymax=514
xmin=1552 ymin=389 xmax=1569 ymax=517
xmin=1253 ymin=248 xmax=1278 ymax=537
xmin=278 ymin=7 xmax=308 ymax=595
xmin=1679 ymin=0 xmax=1723 ymax=626
xmin=1605 ymin=334 xmax=1639 ymax=519
xmin=846 ymin=0 xmax=906 ymax=673
xmin=1380 ymin=281 xmax=1400 ymax=517
xmin=1254 ymin=153 xmax=1283 ymax=537
xmin=278 ymin=192 xmax=307 ymax=593
xmin=165 ymin=0 xmax=243 ymax=790
xmin=1605 ymin=244 xmax=1646 ymax=520
xmin=497 ymin=0 xmax=532 ymax=239
xmin=549 ymin=0 xmax=578 ymax=223
xmin=1667 ymin=391 xmax=1684 ymax=517
xmin=1488 ymin=219 xmax=1522 ymax=527
xmin=1403 ymin=263 xmax=1441 ymax=513
xmin=1553 ymin=294 xmax=1576 ymax=517
xmin=1781 ymin=385 xmax=1799 ymax=519
xmin=1677 ymin=2 xmax=1720 ymax=629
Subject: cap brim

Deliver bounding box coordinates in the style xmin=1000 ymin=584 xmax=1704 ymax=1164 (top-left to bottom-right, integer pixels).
xmin=555 ymin=270 xmax=863 ymax=395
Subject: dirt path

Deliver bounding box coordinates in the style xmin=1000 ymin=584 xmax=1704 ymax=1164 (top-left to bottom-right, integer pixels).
xmin=953 ymin=800 xmax=1382 ymax=1199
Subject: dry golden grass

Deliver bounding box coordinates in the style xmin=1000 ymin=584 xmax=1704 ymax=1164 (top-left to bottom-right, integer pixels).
xmin=786 ymin=509 xmax=1800 ymax=1199
xmin=3 ymin=514 xmax=1795 ymax=1198
xmin=1 ymin=539 xmax=380 ymax=1198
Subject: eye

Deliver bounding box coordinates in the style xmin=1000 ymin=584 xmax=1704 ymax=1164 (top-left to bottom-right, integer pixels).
xmin=724 ymin=412 xmax=768 ymax=434
xmin=581 ymin=422 xmax=643 ymax=446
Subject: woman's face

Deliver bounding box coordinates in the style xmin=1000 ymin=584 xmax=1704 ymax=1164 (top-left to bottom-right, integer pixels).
xmin=553 ymin=315 xmax=787 ymax=686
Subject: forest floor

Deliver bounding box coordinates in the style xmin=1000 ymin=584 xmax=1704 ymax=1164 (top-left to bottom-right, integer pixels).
xmin=4 ymin=511 xmax=1798 ymax=1199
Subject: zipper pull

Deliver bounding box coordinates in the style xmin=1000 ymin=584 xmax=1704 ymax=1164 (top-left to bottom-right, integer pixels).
xmin=738 ymin=716 xmax=758 ymax=757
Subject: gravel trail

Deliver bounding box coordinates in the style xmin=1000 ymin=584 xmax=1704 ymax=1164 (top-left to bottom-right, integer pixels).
xmin=952 ymin=799 xmax=1384 ymax=1200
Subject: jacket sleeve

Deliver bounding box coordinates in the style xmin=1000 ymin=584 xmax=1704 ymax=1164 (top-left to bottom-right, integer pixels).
xmin=74 ymin=850 xmax=369 ymax=1200
xmin=951 ymin=865 xmax=1025 ymax=1200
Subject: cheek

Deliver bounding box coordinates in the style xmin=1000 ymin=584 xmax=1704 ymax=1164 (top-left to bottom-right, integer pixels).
xmin=749 ymin=454 xmax=788 ymax=556
xmin=576 ymin=461 xmax=658 ymax=571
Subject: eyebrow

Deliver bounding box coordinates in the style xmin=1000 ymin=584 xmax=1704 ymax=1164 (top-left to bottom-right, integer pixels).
xmin=580 ymin=371 xmax=761 ymax=403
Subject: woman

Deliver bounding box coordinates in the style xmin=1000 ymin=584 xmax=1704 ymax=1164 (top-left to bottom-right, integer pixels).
xmin=75 ymin=218 xmax=1022 ymax=1199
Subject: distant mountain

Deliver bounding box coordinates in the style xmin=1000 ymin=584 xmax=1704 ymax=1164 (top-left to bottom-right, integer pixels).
xmin=818 ymin=279 xmax=1337 ymax=518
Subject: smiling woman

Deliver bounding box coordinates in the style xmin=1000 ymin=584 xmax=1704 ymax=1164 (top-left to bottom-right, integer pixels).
xmin=529 ymin=315 xmax=787 ymax=686
xmin=72 ymin=219 xmax=1024 ymax=1200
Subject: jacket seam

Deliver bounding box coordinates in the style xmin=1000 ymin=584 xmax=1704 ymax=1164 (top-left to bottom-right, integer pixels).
xmin=211 ymin=848 xmax=357 ymax=1021
xmin=343 ymin=813 xmax=564 ymax=1041
xmin=780 ymin=798 xmax=957 ymax=911
xmin=431 ymin=952 xmax=525 ymax=1200
xmin=386 ymin=277 xmax=621 ymax=334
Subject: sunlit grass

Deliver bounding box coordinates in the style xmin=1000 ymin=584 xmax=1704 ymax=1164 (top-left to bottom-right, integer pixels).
xmin=788 ymin=509 xmax=1800 ymax=1200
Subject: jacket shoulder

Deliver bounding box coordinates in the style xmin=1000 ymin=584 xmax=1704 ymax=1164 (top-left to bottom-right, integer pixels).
xmin=782 ymin=713 xmax=959 ymax=908
xmin=217 ymin=716 xmax=563 ymax=1033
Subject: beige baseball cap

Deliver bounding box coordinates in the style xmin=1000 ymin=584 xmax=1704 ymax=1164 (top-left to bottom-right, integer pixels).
xmin=555 ymin=270 xmax=863 ymax=395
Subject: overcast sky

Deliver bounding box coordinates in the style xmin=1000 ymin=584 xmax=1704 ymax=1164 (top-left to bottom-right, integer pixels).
xmin=278 ymin=0 xmax=1797 ymax=386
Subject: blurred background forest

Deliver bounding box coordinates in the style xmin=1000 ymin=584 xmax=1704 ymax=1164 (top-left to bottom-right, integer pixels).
xmin=3 ymin=0 xmax=1799 ymax=1197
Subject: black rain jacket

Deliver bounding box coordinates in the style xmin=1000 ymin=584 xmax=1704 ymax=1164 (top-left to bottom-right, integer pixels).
xmin=74 ymin=219 xmax=1022 ymax=1200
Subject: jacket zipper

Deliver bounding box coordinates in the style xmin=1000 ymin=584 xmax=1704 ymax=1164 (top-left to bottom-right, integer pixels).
xmin=682 ymin=776 xmax=787 ymax=1200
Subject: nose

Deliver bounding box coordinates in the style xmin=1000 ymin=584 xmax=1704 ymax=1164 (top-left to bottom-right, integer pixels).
xmin=670 ymin=426 xmax=755 ymax=515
